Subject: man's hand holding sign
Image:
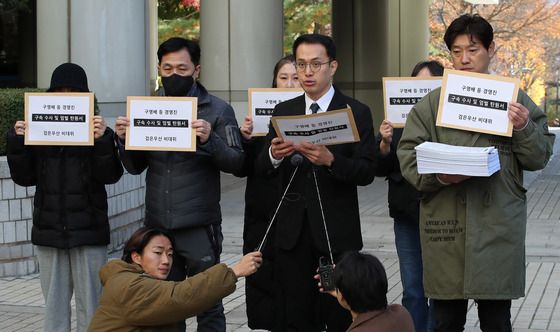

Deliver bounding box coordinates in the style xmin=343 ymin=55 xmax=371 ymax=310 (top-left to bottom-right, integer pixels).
xmin=436 ymin=69 xmax=520 ymax=137
xmin=425 ymin=69 xmax=523 ymax=182
xmin=270 ymin=107 xmax=360 ymax=166
xmin=122 ymin=96 xmax=198 ymax=152
xmin=508 ymin=101 xmax=530 ymax=130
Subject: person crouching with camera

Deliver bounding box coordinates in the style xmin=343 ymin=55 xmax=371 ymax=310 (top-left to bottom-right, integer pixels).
xmin=317 ymin=252 xmax=414 ymax=332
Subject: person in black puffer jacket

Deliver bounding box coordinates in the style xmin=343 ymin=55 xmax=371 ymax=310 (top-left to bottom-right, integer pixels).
xmin=375 ymin=60 xmax=443 ymax=332
xmin=114 ymin=37 xmax=244 ymax=332
xmin=6 ymin=63 xmax=123 ymax=332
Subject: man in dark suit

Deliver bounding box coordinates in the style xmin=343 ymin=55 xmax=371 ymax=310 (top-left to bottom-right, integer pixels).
xmin=258 ymin=34 xmax=377 ymax=332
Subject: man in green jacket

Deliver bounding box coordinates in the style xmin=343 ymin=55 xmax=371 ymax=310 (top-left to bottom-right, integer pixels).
xmin=397 ymin=14 xmax=554 ymax=332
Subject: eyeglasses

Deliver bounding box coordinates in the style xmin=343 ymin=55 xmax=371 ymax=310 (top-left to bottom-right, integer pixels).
xmin=295 ymin=60 xmax=331 ymax=73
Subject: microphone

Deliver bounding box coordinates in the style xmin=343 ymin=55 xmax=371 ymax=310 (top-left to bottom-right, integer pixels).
xmin=290 ymin=153 xmax=304 ymax=166
xmin=257 ymin=153 xmax=303 ymax=252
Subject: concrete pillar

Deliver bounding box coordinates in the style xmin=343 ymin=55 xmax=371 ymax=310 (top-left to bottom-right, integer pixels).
xmin=147 ymin=0 xmax=159 ymax=94
xmin=200 ymin=0 xmax=284 ymax=122
xmin=37 ymin=0 xmax=150 ymax=119
xmin=36 ymin=0 xmax=69 ymax=89
xmin=199 ymin=0 xmax=230 ymax=100
xmin=70 ymin=0 xmax=149 ymax=118
xmin=333 ymin=0 xmax=387 ymax=125
xmin=332 ymin=0 xmax=430 ymax=129
xmin=389 ymin=0 xmax=431 ymax=76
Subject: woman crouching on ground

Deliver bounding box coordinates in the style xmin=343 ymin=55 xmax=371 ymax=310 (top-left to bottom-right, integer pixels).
xmin=88 ymin=227 xmax=262 ymax=331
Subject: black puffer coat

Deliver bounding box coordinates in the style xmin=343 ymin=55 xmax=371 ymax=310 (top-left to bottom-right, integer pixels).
xmin=118 ymin=82 xmax=244 ymax=230
xmin=375 ymin=128 xmax=420 ymax=221
xmin=6 ymin=128 xmax=123 ymax=248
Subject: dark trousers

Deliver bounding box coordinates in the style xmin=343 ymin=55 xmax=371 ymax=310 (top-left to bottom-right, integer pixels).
xmin=433 ymin=299 xmax=512 ymax=332
xmin=275 ymin=219 xmax=352 ymax=332
xmin=168 ymin=225 xmax=225 ymax=332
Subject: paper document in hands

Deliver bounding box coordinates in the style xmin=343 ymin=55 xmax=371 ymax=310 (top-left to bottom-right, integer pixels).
xmin=414 ymin=141 xmax=501 ymax=176
xmin=271 ymin=108 xmax=360 ymax=145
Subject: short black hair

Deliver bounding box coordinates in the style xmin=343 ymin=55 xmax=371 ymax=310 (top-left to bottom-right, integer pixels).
xmin=411 ymin=60 xmax=444 ymax=77
xmin=157 ymin=37 xmax=201 ymax=65
xmin=444 ymin=14 xmax=493 ymax=50
xmin=122 ymin=227 xmax=176 ymax=263
xmin=292 ymin=34 xmax=336 ymax=60
xmin=334 ymin=251 xmax=388 ymax=313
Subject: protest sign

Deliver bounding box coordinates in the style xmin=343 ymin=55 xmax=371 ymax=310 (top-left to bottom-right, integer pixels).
xmin=126 ymin=96 xmax=197 ymax=151
xmin=383 ymin=77 xmax=442 ymax=127
xmin=436 ymin=69 xmax=519 ymax=136
xmin=25 ymin=92 xmax=94 ymax=145
xmin=248 ymin=88 xmax=303 ymax=136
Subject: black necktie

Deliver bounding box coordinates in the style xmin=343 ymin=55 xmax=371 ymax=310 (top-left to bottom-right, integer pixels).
xmin=310 ymin=103 xmax=320 ymax=114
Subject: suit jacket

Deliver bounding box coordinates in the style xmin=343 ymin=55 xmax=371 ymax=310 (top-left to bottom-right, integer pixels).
xmin=257 ymin=88 xmax=376 ymax=254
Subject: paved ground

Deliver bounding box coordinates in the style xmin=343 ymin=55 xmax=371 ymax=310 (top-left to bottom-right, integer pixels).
xmin=1 ymin=130 xmax=560 ymax=331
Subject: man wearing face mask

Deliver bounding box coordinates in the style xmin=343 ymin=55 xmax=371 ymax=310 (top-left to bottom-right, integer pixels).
xmin=115 ymin=37 xmax=244 ymax=332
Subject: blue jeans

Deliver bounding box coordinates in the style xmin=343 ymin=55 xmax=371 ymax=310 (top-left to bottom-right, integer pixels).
xmin=394 ymin=219 xmax=434 ymax=332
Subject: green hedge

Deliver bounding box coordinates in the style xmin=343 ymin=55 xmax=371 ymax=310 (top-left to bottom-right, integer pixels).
xmin=0 ymin=89 xmax=102 ymax=156
xmin=0 ymin=88 xmax=45 ymax=156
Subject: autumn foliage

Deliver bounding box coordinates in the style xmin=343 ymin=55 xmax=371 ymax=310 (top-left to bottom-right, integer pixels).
xmin=158 ymin=0 xmax=200 ymax=44
xmin=283 ymin=0 xmax=332 ymax=54
xmin=429 ymin=0 xmax=560 ymax=116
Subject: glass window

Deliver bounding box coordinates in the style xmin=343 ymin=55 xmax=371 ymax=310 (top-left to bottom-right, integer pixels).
xmin=0 ymin=0 xmax=37 ymax=88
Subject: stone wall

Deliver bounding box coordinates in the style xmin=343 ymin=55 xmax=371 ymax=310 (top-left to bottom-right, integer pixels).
xmin=0 ymin=156 xmax=145 ymax=277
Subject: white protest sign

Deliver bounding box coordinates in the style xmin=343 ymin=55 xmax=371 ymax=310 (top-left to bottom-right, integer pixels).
xmin=383 ymin=77 xmax=442 ymax=127
xmin=126 ymin=96 xmax=197 ymax=151
xmin=436 ymin=69 xmax=519 ymax=137
xmin=248 ymin=88 xmax=303 ymax=136
xmin=271 ymin=108 xmax=360 ymax=146
xmin=25 ymin=92 xmax=94 ymax=146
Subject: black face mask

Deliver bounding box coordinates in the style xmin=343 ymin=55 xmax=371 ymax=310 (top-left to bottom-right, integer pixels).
xmin=162 ymin=74 xmax=194 ymax=96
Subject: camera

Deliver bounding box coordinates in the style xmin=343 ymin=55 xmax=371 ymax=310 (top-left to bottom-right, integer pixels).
xmin=318 ymin=256 xmax=335 ymax=291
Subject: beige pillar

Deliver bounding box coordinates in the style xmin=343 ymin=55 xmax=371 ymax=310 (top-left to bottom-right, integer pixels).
xmin=388 ymin=0 xmax=431 ymax=76
xmin=36 ymin=0 xmax=69 ymax=89
xmin=37 ymin=0 xmax=150 ymax=118
xmin=70 ymin=0 xmax=149 ymax=118
xmin=199 ymin=0 xmax=230 ymax=100
xmin=332 ymin=0 xmax=430 ymax=129
xmin=147 ymin=0 xmax=159 ymax=94
xmin=200 ymin=0 xmax=284 ymax=122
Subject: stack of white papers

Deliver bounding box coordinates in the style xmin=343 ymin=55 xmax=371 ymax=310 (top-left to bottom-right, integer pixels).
xmin=414 ymin=142 xmax=501 ymax=176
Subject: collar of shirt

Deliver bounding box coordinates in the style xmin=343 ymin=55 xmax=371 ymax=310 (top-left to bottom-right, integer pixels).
xmin=304 ymin=85 xmax=335 ymax=115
